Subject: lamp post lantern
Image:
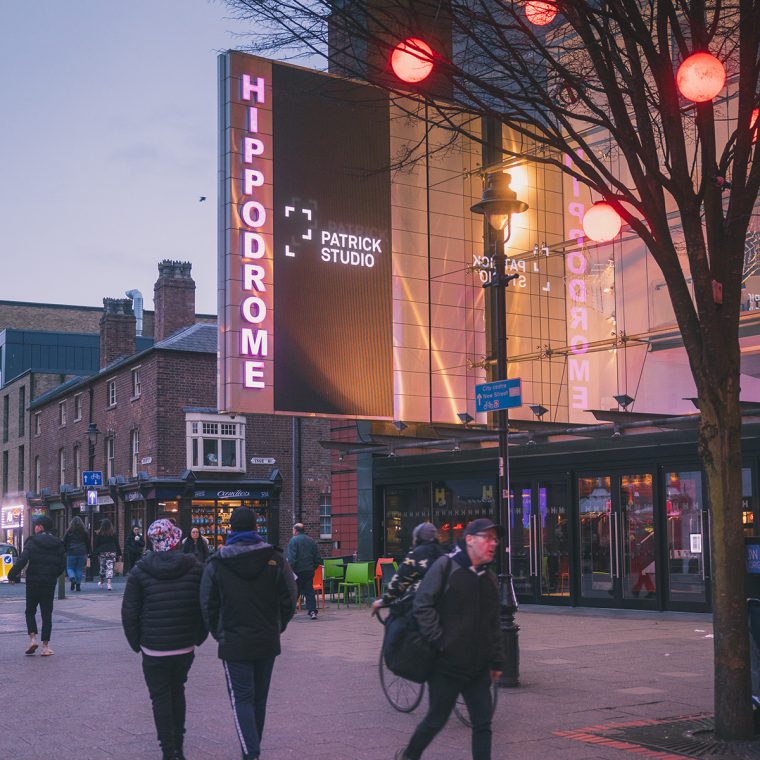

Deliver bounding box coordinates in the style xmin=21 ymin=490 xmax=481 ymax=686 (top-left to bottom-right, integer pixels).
xmin=471 ymin=171 xmax=528 ymax=688
xmin=85 ymin=422 xmax=100 ymax=581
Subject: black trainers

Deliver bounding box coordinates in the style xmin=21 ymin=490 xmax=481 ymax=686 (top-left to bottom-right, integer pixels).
xmin=309 ymin=610 xmax=317 ymax=620
xmin=70 ymin=581 xmax=75 ymax=591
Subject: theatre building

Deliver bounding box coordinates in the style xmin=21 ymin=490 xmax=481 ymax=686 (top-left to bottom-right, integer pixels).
xmin=26 ymin=261 xmax=331 ymax=554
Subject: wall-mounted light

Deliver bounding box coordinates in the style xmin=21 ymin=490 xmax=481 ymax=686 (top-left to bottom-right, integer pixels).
xmin=613 ymin=393 xmax=634 ymax=410
xmin=392 ymin=420 xmax=408 ymax=432
xmin=457 ymin=412 xmax=474 ymax=426
xmin=528 ymin=404 xmax=548 ymax=420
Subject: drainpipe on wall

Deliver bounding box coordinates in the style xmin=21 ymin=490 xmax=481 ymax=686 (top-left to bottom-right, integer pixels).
xmin=291 ymin=417 xmax=302 ymax=524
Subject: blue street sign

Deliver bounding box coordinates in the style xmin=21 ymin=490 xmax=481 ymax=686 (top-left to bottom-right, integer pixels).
xmin=475 ymin=378 xmax=523 ymax=413
xmin=86 ymin=489 xmax=98 ymax=507
xmin=82 ymin=471 xmax=103 ymax=487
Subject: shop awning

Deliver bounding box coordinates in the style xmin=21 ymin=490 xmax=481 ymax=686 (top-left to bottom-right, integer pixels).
xmin=48 ymin=502 xmax=65 ymax=511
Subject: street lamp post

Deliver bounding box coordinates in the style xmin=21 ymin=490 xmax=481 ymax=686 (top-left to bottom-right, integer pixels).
xmin=471 ymin=171 xmax=528 ymax=688
xmin=85 ymin=422 xmax=100 ymax=582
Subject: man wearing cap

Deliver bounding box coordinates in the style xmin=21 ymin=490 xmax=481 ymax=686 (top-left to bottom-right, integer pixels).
xmin=395 ymin=517 xmax=505 ymax=760
xmin=7 ymin=515 xmax=65 ymax=657
xmin=121 ymin=519 xmax=207 ymax=760
xmin=371 ymin=522 xmax=445 ymax=612
xmin=286 ymin=522 xmax=323 ymax=620
xmin=201 ymin=506 xmax=297 ymax=760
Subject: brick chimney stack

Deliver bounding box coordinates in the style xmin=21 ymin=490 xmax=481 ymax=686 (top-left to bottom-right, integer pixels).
xmin=153 ymin=260 xmax=196 ymax=341
xmin=100 ymin=298 xmax=136 ymax=368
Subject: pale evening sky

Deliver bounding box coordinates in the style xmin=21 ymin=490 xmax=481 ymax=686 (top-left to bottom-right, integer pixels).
xmin=0 ymin=1 xmax=258 ymax=316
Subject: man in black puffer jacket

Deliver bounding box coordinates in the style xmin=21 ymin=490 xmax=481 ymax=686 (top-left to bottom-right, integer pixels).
xmin=201 ymin=507 xmax=296 ymax=760
xmin=8 ymin=515 xmax=65 ymax=657
xmin=121 ymin=519 xmax=207 ymax=760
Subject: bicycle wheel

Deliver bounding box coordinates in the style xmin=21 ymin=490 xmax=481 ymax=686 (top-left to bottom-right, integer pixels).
xmin=453 ymin=679 xmax=499 ymax=726
xmin=378 ymin=649 xmax=425 ymax=713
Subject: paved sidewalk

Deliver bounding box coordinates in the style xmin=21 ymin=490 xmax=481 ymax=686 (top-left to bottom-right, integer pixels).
xmin=0 ymin=579 xmax=716 ymax=759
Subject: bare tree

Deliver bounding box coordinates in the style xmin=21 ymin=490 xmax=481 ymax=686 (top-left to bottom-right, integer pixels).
xmin=225 ymin=0 xmax=760 ymax=739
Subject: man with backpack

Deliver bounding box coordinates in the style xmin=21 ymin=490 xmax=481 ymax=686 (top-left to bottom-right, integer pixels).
xmin=395 ymin=518 xmax=505 ymax=760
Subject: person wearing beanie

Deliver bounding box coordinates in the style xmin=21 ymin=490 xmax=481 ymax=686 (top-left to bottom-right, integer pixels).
xmin=200 ymin=507 xmax=297 ymax=760
xmin=7 ymin=515 xmax=65 ymax=657
xmin=286 ymin=522 xmax=323 ymax=620
xmin=371 ymin=522 xmax=445 ymax=612
xmin=121 ymin=519 xmax=207 ymax=760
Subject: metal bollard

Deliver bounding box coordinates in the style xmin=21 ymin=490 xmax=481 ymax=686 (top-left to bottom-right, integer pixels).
xmin=57 ymin=571 xmax=66 ymax=600
xmin=497 ymin=572 xmax=520 ymax=687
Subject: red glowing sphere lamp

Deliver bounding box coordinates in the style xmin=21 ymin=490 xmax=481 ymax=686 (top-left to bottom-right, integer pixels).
xmin=525 ymin=1 xmax=558 ymax=26
xmin=390 ymin=38 xmax=435 ymax=84
xmin=676 ymin=52 xmax=726 ymax=102
xmin=582 ymin=202 xmax=622 ymax=243
xmin=751 ymin=108 xmax=759 ymax=144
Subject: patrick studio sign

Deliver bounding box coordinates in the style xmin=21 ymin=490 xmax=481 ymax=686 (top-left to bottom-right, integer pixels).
xmin=218 ymin=51 xmax=393 ymax=419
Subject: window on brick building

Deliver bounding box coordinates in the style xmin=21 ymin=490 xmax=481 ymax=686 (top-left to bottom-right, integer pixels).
xmin=2 ymin=451 xmax=8 ymax=496
xmin=58 ymin=448 xmax=66 ymax=488
xmin=107 ymin=379 xmax=117 ymax=407
xmin=34 ymin=456 xmax=40 ymax=493
xmin=130 ymin=428 xmax=140 ymax=476
xmin=73 ymin=444 xmax=81 ymax=487
xmin=106 ymin=436 xmax=115 ymax=480
xmin=18 ymin=386 xmax=25 ymax=436
xmin=131 ymin=367 xmax=141 ymax=399
xmin=2 ymin=395 xmax=8 ymax=443
xmin=34 ymin=412 xmax=41 ymax=437
xmin=186 ymin=413 xmax=245 ymax=472
xmin=18 ymin=445 xmax=24 ymax=492
xmin=320 ymin=493 xmax=333 ymax=539
xmin=73 ymin=393 xmax=82 ymax=422
xmin=59 ymin=401 xmax=67 ymax=427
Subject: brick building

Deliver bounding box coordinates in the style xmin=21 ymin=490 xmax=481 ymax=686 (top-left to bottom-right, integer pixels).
xmin=22 ymin=261 xmax=332 ymax=557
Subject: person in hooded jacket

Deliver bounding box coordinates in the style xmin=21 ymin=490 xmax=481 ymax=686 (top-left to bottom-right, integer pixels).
xmin=8 ymin=515 xmax=65 ymax=657
xmin=121 ymin=519 xmax=207 ymax=760
xmin=201 ymin=506 xmax=297 ymax=760
xmin=371 ymin=522 xmax=445 ymax=613
xmin=63 ymin=515 xmax=90 ymax=591
xmin=182 ymin=526 xmax=210 ymax=563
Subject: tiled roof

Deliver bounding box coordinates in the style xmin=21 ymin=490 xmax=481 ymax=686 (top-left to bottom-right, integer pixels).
xmin=154 ymin=323 xmax=217 ymax=354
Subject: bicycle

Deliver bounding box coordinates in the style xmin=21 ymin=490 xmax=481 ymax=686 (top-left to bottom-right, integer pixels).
xmin=375 ymin=608 xmax=498 ymax=724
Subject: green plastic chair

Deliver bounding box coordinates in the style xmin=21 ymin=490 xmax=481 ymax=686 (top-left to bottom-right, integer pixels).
xmin=323 ymin=559 xmax=345 ymax=600
xmin=337 ymin=562 xmax=373 ymax=606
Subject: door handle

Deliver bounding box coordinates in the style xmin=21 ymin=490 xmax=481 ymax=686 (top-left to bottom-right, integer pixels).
xmin=612 ymin=512 xmax=621 ymax=579
xmin=534 ymin=514 xmax=541 ymax=581
xmin=527 ymin=514 xmax=534 ymax=576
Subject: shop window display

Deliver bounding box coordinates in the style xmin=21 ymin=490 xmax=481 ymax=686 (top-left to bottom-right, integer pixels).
xmin=191 ymin=501 xmax=269 ymax=549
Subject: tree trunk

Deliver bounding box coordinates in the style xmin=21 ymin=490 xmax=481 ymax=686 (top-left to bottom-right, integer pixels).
xmin=699 ymin=391 xmax=754 ymax=740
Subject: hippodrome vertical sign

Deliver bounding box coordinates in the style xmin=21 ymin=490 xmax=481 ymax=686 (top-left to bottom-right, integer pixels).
xmin=218 ymin=52 xmax=394 ymax=418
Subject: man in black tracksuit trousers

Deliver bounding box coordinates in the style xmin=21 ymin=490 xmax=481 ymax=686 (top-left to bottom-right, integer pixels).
xmin=121 ymin=519 xmax=207 ymax=760
xmin=201 ymin=507 xmax=297 ymax=760
xmin=8 ymin=515 xmax=65 ymax=657
xmin=396 ymin=518 xmax=505 ymax=760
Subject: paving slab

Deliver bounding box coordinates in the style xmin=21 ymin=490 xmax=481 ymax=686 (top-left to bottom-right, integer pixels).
xmin=0 ymin=580 xmax=718 ymax=759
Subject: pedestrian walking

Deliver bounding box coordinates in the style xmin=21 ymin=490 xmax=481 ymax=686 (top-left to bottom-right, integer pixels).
xmin=395 ymin=518 xmax=505 ymax=760
xmin=121 ymin=519 xmax=207 ymax=760
xmin=63 ymin=515 xmax=90 ymax=591
xmin=200 ymin=506 xmax=297 ymax=760
xmin=371 ymin=522 xmax=444 ymax=612
xmin=125 ymin=525 xmax=145 ymax=571
xmin=7 ymin=515 xmax=65 ymax=657
xmin=93 ymin=518 xmax=121 ymax=590
xmin=286 ymin=522 xmax=322 ymax=620
xmin=182 ymin=526 xmax=210 ymax=562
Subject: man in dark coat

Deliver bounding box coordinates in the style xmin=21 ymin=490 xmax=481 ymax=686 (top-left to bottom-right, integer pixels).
xmin=121 ymin=519 xmax=207 ymax=760
xmin=8 ymin=515 xmax=65 ymax=657
xmin=201 ymin=507 xmax=297 ymax=760
xmin=286 ymin=522 xmax=322 ymax=619
xmin=396 ymin=518 xmax=505 ymax=760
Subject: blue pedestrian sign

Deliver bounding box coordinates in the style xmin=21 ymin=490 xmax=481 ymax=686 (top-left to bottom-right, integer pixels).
xmin=86 ymin=489 xmax=98 ymax=507
xmin=475 ymin=378 xmax=523 ymax=413
xmin=82 ymin=471 xmax=103 ymax=487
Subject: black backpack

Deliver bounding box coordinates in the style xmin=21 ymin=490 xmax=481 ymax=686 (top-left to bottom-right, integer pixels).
xmin=382 ymin=557 xmax=452 ymax=683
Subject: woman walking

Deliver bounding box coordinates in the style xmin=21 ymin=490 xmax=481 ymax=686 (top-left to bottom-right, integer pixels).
xmin=94 ymin=519 xmax=121 ymax=591
xmin=63 ymin=516 xmax=90 ymax=591
xmin=182 ymin=526 xmax=210 ymax=562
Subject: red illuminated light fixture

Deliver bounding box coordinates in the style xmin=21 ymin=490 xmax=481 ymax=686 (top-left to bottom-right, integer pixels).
xmin=751 ymin=108 xmax=759 ymax=144
xmin=525 ymin=1 xmax=558 ymax=26
xmin=676 ymin=52 xmax=726 ymax=103
xmin=582 ymin=202 xmax=622 ymax=243
xmin=390 ymin=38 xmax=435 ymax=84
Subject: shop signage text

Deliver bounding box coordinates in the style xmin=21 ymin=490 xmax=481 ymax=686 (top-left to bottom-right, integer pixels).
xmin=193 ymin=489 xmax=270 ymax=500
xmin=250 ymin=457 xmax=276 ymax=465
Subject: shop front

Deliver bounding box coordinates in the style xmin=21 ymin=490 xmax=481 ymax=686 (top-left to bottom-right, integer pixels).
xmin=190 ymin=486 xmax=275 ymax=549
xmin=1 ymin=503 xmax=24 ymax=550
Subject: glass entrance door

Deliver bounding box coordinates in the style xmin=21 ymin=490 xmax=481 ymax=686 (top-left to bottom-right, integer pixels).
xmin=578 ymin=473 xmax=658 ymax=605
xmin=513 ymin=479 xmax=571 ymax=602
